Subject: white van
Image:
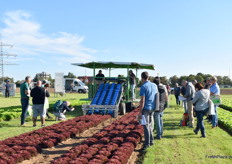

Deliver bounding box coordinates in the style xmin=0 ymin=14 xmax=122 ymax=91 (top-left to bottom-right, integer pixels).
xmin=65 ymin=78 xmax=88 ymax=93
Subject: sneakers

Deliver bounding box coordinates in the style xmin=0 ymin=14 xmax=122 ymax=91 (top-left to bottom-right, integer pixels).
xmin=41 ymin=124 xmax=45 ymax=127
xmin=193 ymin=129 xmax=198 ymax=135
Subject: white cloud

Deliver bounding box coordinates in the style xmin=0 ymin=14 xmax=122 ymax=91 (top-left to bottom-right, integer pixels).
xmin=0 ymin=10 xmax=94 ymax=63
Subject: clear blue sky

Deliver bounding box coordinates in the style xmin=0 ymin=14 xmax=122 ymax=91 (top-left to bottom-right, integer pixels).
xmin=0 ymin=0 xmax=232 ymax=81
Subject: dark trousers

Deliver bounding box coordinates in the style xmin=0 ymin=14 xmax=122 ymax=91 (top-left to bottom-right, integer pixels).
xmin=46 ymin=108 xmax=51 ymax=118
xmin=5 ymin=90 xmax=10 ymax=98
xmin=195 ymin=111 xmax=205 ymax=137
xmin=175 ymin=95 xmax=180 ymax=105
xmin=21 ymin=98 xmax=29 ymax=125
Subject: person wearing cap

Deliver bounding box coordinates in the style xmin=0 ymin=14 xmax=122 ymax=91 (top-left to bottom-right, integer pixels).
xmin=4 ymin=80 xmax=11 ymax=98
xmin=54 ymin=101 xmax=75 ymax=120
xmin=20 ymin=76 xmax=32 ymax=126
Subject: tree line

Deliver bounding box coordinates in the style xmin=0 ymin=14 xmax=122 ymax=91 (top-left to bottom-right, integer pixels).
xmin=154 ymin=73 xmax=232 ymax=87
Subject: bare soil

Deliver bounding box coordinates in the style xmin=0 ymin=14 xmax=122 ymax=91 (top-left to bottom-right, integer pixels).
xmin=20 ymin=116 xmax=121 ymax=164
xmin=127 ymin=141 xmax=143 ymax=164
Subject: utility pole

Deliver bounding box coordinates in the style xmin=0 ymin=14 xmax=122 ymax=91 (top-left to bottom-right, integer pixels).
xmin=0 ymin=40 xmax=17 ymax=83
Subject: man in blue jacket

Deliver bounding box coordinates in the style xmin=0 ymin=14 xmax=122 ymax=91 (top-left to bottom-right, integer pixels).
xmin=139 ymin=72 xmax=159 ymax=151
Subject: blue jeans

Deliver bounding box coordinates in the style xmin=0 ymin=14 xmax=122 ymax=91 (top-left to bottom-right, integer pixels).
xmin=154 ymin=111 xmax=163 ymax=138
xmin=195 ymin=111 xmax=205 ymax=136
xmin=212 ymin=106 xmax=218 ymax=127
xmin=21 ymin=98 xmax=29 ymax=125
xmin=142 ymin=110 xmax=154 ymax=146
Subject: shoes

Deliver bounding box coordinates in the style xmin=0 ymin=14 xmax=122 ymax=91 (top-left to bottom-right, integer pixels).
xmin=154 ymin=136 xmax=161 ymax=140
xmin=33 ymin=124 xmax=36 ymax=127
xmin=141 ymin=145 xmax=149 ymax=151
xmin=150 ymin=143 xmax=154 ymax=146
xmin=200 ymin=136 xmax=206 ymax=138
xmin=188 ymin=125 xmax=194 ymax=128
xmin=193 ymin=129 xmax=198 ymax=135
xmin=41 ymin=124 xmax=45 ymax=127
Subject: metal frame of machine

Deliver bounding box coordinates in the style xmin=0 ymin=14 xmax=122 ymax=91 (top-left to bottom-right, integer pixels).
xmin=72 ymin=61 xmax=155 ymax=117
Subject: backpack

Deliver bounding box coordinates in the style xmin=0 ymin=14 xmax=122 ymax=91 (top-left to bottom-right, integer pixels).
xmin=53 ymin=100 xmax=63 ymax=113
xmin=157 ymin=84 xmax=167 ymax=110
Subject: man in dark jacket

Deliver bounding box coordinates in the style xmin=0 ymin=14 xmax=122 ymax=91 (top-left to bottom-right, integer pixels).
xmin=174 ymin=83 xmax=181 ymax=105
xmin=5 ymin=80 xmax=11 ymax=98
xmin=30 ymin=80 xmax=50 ymax=127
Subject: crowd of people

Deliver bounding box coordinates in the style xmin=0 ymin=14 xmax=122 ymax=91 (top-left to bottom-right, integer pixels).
xmin=139 ymin=71 xmax=220 ymax=151
xmin=18 ymin=72 xmax=220 ymax=152
xmin=173 ymin=77 xmax=220 ymax=130
xmin=19 ymin=76 xmax=75 ymax=127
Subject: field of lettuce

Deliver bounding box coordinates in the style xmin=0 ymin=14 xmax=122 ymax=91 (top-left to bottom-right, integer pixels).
xmin=218 ymin=108 xmax=232 ymax=135
xmin=0 ymin=93 xmax=87 ymax=122
xmin=0 ymin=108 xmax=142 ymax=163
xmin=0 ymin=94 xmax=232 ymax=163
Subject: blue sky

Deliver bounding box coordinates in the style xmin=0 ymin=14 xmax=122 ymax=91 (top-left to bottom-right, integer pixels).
xmin=0 ymin=0 xmax=232 ymax=81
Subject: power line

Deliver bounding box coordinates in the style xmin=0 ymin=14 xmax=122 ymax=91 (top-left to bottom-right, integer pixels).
xmin=0 ymin=39 xmax=17 ymax=83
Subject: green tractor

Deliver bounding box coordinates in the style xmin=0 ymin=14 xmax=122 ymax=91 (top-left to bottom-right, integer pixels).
xmin=72 ymin=61 xmax=155 ymax=117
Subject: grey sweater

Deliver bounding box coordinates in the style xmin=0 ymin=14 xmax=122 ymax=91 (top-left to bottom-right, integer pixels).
xmin=184 ymin=82 xmax=195 ymax=101
xmin=192 ymin=89 xmax=210 ymax=111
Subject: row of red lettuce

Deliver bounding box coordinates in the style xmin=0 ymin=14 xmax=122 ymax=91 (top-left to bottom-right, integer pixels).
xmin=0 ymin=114 xmax=110 ymax=163
xmin=51 ymin=108 xmax=143 ymax=164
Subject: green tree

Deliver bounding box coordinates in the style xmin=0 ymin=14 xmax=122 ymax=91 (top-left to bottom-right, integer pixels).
xmin=64 ymin=72 xmax=76 ymax=78
xmin=222 ymin=76 xmax=232 ymax=85
xmin=160 ymin=76 xmax=169 ymax=85
xmin=216 ymin=76 xmax=223 ymax=85
xmin=170 ymin=75 xmax=179 ymax=87
xmin=195 ymin=75 xmax=204 ymax=83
